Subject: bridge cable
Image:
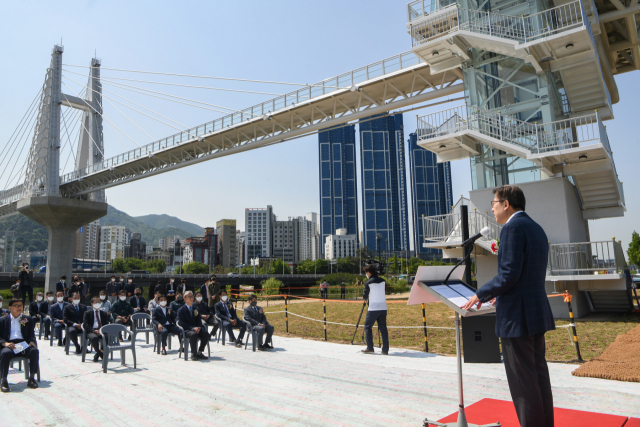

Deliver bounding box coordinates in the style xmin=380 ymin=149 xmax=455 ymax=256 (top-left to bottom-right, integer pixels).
xmin=62 ymin=64 xmax=342 ymax=88
xmin=1 ymin=115 xmax=39 ymax=190
xmin=61 ymin=111 xmax=84 ymax=174
xmin=62 ymin=68 xmax=281 ymax=96
xmin=60 ymin=103 xmax=83 ymax=165
xmin=60 ymin=91 xmax=106 ymax=156
xmin=0 ymin=88 xmax=43 ymax=165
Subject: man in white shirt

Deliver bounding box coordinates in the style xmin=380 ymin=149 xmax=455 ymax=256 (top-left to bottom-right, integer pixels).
xmin=152 ymin=295 xmax=182 ymax=355
xmin=0 ymin=299 xmax=39 ymax=392
xmin=82 ymin=297 xmax=111 ymax=363
xmin=361 ymin=264 xmax=389 ymax=355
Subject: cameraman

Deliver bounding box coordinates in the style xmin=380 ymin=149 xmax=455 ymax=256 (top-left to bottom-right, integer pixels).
xmin=362 ymin=264 xmax=389 ymax=355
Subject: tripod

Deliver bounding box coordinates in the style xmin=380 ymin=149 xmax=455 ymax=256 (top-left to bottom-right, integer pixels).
xmin=351 ymin=301 xmax=382 ymax=347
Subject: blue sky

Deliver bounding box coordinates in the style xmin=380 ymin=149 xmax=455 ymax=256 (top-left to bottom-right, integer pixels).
xmin=0 ymin=0 xmax=638 ymax=252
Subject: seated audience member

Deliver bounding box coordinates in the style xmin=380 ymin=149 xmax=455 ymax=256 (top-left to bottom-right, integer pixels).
xmin=152 ymin=295 xmax=182 ymax=355
xmin=177 ymin=291 xmax=210 ymax=360
xmin=111 ymin=290 xmax=134 ymax=338
xmin=98 ymin=291 xmax=113 ymax=322
xmin=124 ymin=277 xmax=136 ymax=298
xmin=49 ymin=292 xmax=69 ymax=346
xmin=130 ymin=288 xmax=149 ymax=314
xmin=170 ymin=292 xmax=186 ymax=313
xmin=63 ymin=292 xmax=87 ymax=354
xmin=148 ymin=291 xmax=161 ymax=315
xmin=0 ymin=299 xmax=39 ymax=392
xmin=83 ymin=297 xmax=111 ymax=363
xmin=194 ymin=292 xmax=218 ymax=336
xmin=215 ymin=289 xmax=246 ymax=348
xmin=244 ymin=294 xmax=274 ymax=350
xmin=29 ymin=292 xmax=51 ymax=339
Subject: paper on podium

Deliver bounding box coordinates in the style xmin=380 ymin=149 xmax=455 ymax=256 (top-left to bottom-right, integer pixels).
xmin=407 ymin=265 xmax=465 ymax=306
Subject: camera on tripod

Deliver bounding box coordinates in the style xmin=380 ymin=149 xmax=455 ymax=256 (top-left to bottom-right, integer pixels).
xmin=362 ymin=258 xmax=386 ymax=275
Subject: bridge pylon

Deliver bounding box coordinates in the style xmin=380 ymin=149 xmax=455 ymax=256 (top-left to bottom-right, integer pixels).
xmin=18 ymin=45 xmax=107 ymax=293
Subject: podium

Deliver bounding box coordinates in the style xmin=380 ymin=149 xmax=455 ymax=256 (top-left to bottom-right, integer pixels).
xmin=408 ymin=266 xmax=500 ymax=427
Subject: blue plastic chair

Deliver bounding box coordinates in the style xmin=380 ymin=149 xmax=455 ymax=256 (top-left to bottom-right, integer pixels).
xmin=100 ymin=324 xmax=136 ymax=373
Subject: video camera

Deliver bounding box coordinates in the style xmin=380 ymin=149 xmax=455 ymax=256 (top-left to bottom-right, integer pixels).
xmin=362 ymin=258 xmax=386 ymax=275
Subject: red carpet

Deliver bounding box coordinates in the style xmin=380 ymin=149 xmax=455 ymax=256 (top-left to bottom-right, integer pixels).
xmin=433 ymin=398 xmax=629 ymax=427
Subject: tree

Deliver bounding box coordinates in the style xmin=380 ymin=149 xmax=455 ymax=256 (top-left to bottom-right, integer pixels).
xmin=181 ymin=262 xmax=209 ymax=274
xmin=265 ymin=259 xmax=291 ymax=275
xmin=337 ymin=257 xmax=356 ymax=274
xmin=111 ymin=258 xmax=126 ymax=273
xmin=260 ymin=277 xmax=283 ymax=296
xmin=145 ymin=259 xmax=166 ymax=273
xmin=124 ymin=257 xmax=144 ymax=271
xmin=628 ymin=231 xmax=640 ymax=268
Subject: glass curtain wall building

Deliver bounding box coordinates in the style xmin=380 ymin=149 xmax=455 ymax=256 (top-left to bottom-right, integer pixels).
xmin=318 ymin=125 xmax=358 ymax=254
xmin=408 ymin=133 xmax=453 ymax=259
xmin=359 ymin=114 xmax=409 ymax=253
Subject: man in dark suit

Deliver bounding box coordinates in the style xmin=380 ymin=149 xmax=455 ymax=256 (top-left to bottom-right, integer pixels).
xmin=79 ymin=278 xmax=90 ymax=305
xmin=244 ymin=294 xmax=274 ymax=350
xmin=18 ymin=264 xmax=34 ymax=305
xmin=124 ymin=277 xmax=136 ymax=298
xmin=177 ymin=291 xmax=210 ymax=360
xmin=153 ymin=281 xmax=165 ymax=296
xmin=55 ymin=275 xmax=69 ymax=300
xmin=129 ymin=288 xmax=149 ymax=314
xmin=177 ymin=279 xmax=187 ymax=295
xmin=0 ymin=299 xmax=39 ymax=392
xmin=106 ymin=275 xmax=120 ymax=304
xmin=194 ymin=291 xmax=217 ymax=337
xmin=165 ymin=277 xmax=177 ymax=301
xmin=215 ymin=289 xmax=246 ymax=348
xmin=463 ymin=185 xmax=555 ymax=427
xmin=63 ymin=292 xmax=87 ymax=354
xmin=83 ymin=296 xmax=111 ymax=363
xmin=49 ymin=291 xmax=69 ymax=346
xmin=28 ymin=292 xmax=51 ymax=339
xmin=152 ymin=295 xmax=182 ymax=355
xmin=201 ymin=276 xmax=221 ymax=308
xmin=68 ymin=278 xmax=81 ymax=300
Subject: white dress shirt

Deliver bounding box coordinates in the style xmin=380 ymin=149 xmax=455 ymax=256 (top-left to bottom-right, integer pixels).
xmin=161 ymin=307 xmax=169 ymax=325
xmin=506 ymin=210 xmax=524 ymax=224
xmin=93 ymin=310 xmax=100 ymax=329
xmin=10 ymin=314 xmax=24 ymax=340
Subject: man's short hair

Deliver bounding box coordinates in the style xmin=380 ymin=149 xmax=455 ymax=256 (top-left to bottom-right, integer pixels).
xmin=71 ymin=292 xmax=80 ymax=298
xmin=210 ymin=275 xmax=216 ymax=278
xmin=91 ymin=296 xmax=101 ymax=304
xmin=99 ymin=290 xmax=106 ymax=294
xmin=0 ymin=296 xmax=4 ymax=301
xmin=135 ymin=288 xmax=141 ymax=292
xmin=61 ymin=275 xmax=67 ymax=280
xmin=183 ymin=291 xmax=193 ymax=298
xmin=363 ymin=264 xmax=378 ymax=277
xmin=110 ymin=275 xmax=116 ymax=279
xmin=219 ymin=289 xmax=227 ymax=296
xmin=36 ymin=292 xmax=43 ymax=296
xmin=158 ymin=294 xmax=167 ymax=300
xmin=249 ymin=294 xmax=257 ymax=300
xmin=493 ymin=185 xmax=526 ymax=211
xmin=205 ymin=278 xmax=210 ymax=283
xmin=46 ymin=291 xmax=53 ymax=296
xmin=8 ymin=299 xmax=23 ymax=307
xmin=118 ymin=290 xmax=127 ymax=296
xmin=195 ymin=292 xmax=202 ymax=297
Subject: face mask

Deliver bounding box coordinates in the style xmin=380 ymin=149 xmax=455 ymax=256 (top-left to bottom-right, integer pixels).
xmin=135 ymin=293 xmax=141 ymax=297
xmin=47 ymin=296 xmax=54 ymax=302
xmin=119 ymin=296 xmax=126 ymax=301
xmin=177 ymin=296 xmax=183 ymax=301
xmin=100 ymin=295 xmax=106 ymax=300
xmin=196 ymin=297 xmax=203 ymax=302
xmin=250 ymin=301 xmax=257 ymax=307
xmin=120 ymin=279 xmax=124 ymax=282
xmin=73 ymin=299 xmax=80 ymax=305
xmin=111 ymin=279 xmax=115 ymax=282
xmin=37 ymin=296 xmax=43 ymax=302
xmin=61 ymin=280 xmax=65 ymax=283
xmin=57 ymin=297 xmax=64 ymax=302
xmin=221 ymin=296 xmax=228 ymax=302
xmin=93 ymin=303 xmax=101 ymax=310
xmin=170 ymin=280 xmax=174 ymax=283
xmin=160 ymin=301 xmax=167 ymax=307
xmin=128 ymin=280 xmax=132 ymax=283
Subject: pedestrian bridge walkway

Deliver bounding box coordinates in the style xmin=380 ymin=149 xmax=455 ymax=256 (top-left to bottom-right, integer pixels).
xmin=1 ymin=335 xmax=638 ymax=426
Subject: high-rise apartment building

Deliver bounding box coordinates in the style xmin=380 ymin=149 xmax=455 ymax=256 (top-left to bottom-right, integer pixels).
xmin=183 ymin=228 xmax=217 ymax=268
xmin=216 ymin=219 xmax=237 ymax=269
xmin=99 ymin=226 xmax=129 ymax=261
xmin=245 ymin=206 xmax=274 ymax=264
xmin=297 ymin=213 xmax=318 ymax=261
xmin=236 ymin=231 xmax=245 ymax=266
xmin=125 ymin=232 xmax=147 ymax=260
xmin=408 ymin=133 xmax=453 ymax=259
xmin=74 ymin=220 xmax=101 ymax=259
xmin=273 ymin=217 xmax=300 ymax=264
xmin=359 ymin=114 xmax=409 ymax=253
xmin=325 ymin=228 xmax=357 ymax=260
xmin=318 ymin=125 xmax=358 ymax=254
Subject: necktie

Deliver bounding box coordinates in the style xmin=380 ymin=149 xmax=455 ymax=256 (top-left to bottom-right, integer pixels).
xmin=96 ymin=310 xmax=102 ymax=328
xmin=75 ymin=305 xmax=79 ymax=314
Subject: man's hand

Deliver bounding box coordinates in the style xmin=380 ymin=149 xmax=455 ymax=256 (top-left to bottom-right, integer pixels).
xmin=157 ymin=325 xmax=163 ymax=332
xmin=58 ymin=319 xmax=64 ymax=324
xmin=201 ymin=315 xmax=209 ymax=320
xmin=194 ymin=327 xmax=200 ymax=333
xmin=489 ymin=298 xmax=496 ymax=306
xmin=94 ymin=329 xmax=101 ymax=335
xmin=29 ymin=341 xmax=37 ymax=348
xmin=75 ymin=324 xmax=82 ymax=330
xmin=230 ymin=319 xmax=237 ymax=326
xmin=259 ymin=323 xmax=265 ymax=328
xmin=4 ymin=342 xmax=15 ymax=349
xmin=461 ymin=295 xmax=482 ymax=311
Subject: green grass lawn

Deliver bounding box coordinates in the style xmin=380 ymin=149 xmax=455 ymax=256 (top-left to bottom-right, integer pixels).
xmin=263 ymin=300 xmax=640 ymax=363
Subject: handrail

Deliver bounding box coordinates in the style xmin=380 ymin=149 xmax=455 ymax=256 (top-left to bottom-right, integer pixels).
xmin=422 ymin=210 xmax=502 ymax=244
xmin=548 ymin=240 xmax=627 ymax=275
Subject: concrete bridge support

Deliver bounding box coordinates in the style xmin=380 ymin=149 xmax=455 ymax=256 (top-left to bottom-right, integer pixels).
xmin=17 ymin=196 xmax=107 ymax=293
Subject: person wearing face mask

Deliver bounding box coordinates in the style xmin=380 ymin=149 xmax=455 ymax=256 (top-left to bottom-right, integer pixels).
xmin=153 ymin=281 xmax=164 ymax=296
xmin=29 ymin=292 xmax=51 ymax=339
xmin=0 ymin=299 xmax=40 ymax=392
xmin=18 ymin=263 xmax=34 ymax=305
xmin=200 ymin=276 xmax=221 ymax=308
xmin=106 ymin=275 xmax=120 ymax=304
xmin=48 ymin=291 xmax=70 ymax=346
xmin=177 ymin=279 xmax=187 ymax=295
xmin=129 ymin=288 xmax=149 ymax=314
xmin=79 ymin=278 xmax=90 ymax=305
xmin=177 ymin=291 xmax=210 ymax=360
xmin=170 ymin=292 xmax=186 ymax=313
xmin=165 ymin=278 xmax=177 ymax=302
xmin=147 ymin=291 xmax=161 ymax=315
xmin=83 ymin=296 xmax=111 ymax=363
xmin=193 ymin=292 xmax=217 ymax=337
xmin=63 ymin=292 xmax=88 ymax=354
xmin=68 ymin=278 xmax=81 ymax=300
xmin=361 ymin=264 xmax=389 ymax=355
xmin=55 ymin=275 xmax=68 ymax=301
xmin=215 ymin=289 xmax=246 ymax=348
xmin=244 ymin=294 xmax=274 ymax=350
xmin=124 ymin=277 xmax=136 ymax=298
xmin=111 ymin=290 xmax=134 ymax=337
xmin=152 ymin=295 xmax=183 ymax=355
xmin=97 ymin=291 xmax=112 ymax=321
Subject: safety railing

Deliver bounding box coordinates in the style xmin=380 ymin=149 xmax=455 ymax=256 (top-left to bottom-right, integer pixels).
xmin=423 ymin=210 xmax=502 ymax=245
xmin=61 ymin=50 xmax=427 ymax=185
xmin=548 ymin=240 xmax=627 ymax=276
xmin=407 ymin=0 xmax=457 ymax=22
xmin=410 ymin=0 xmax=584 ymax=47
xmin=0 ymin=184 xmax=25 ymax=207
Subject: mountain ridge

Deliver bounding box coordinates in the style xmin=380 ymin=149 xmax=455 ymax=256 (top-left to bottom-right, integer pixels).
xmin=134 ymin=213 xmax=203 ymax=237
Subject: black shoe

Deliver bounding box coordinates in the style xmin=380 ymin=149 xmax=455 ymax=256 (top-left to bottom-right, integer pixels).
xmin=381 ymin=351 xmax=389 ymax=355
xmin=161 ymin=349 xmax=167 ymax=356
xmin=264 ymin=344 xmax=274 ymax=349
xmin=27 ymin=378 xmax=38 ymax=389
xmin=93 ymin=354 xmax=100 ymax=363
xmin=190 ymin=355 xmax=199 ymax=361
xmin=57 ymin=341 xmax=63 ymax=347
xmin=235 ymin=341 xmax=242 ymax=348
xmin=196 ymin=352 xmax=208 ymax=360
xmin=75 ymin=346 xmax=82 ymax=354
xmin=1 ymin=379 xmax=9 ymax=393
xmin=257 ymin=345 xmax=266 ymax=351
xmin=361 ymin=348 xmax=375 ymax=354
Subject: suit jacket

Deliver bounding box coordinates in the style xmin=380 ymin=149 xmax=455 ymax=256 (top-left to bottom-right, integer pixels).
xmin=28 ymin=301 xmax=49 ymax=319
xmin=177 ymin=304 xmax=202 ymax=332
xmin=194 ymin=302 xmax=211 ymax=316
xmin=177 ymin=284 xmax=186 ymax=294
xmin=56 ymin=281 xmax=68 ymax=295
xmin=68 ymin=284 xmax=81 ymax=299
xmin=152 ymin=306 xmax=177 ymax=327
xmin=129 ymin=296 xmax=148 ymax=311
xmin=201 ymin=282 xmax=220 ymax=307
xmin=215 ymin=300 xmax=238 ymax=322
xmin=82 ymin=309 xmax=110 ymax=333
xmin=48 ymin=302 xmax=69 ymax=322
xmin=106 ymin=281 xmax=121 ymax=295
xmin=19 ymin=270 xmax=33 ymax=288
xmin=0 ymin=313 xmax=36 ymax=345
xmin=244 ymin=305 xmax=270 ymax=327
xmin=124 ymin=283 xmax=136 ymax=295
xmin=476 ymin=212 xmax=555 ymax=338
xmin=80 ymin=282 xmax=89 ymax=297
xmin=63 ymin=303 xmax=87 ymax=327
xmin=165 ymin=283 xmax=177 ymax=295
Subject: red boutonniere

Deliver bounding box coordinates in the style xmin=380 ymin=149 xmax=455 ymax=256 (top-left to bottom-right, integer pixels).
xmin=20 ymin=317 xmax=29 ymax=326
xmin=193 ymin=309 xmax=199 ymax=317
xmin=490 ymin=239 xmax=500 ymax=254
xmin=167 ymin=309 xmax=171 ymax=315
xmin=259 ymin=308 xmax=264 ymax=314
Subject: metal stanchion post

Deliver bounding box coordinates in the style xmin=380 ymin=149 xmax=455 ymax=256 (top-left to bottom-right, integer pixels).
xmin=351 ymin=301 xmax=366 ymax=345
xmin=422 ymin=303 xmax=429 ymax=353
xmin=285 ymin=296 xmax=289 ymax=333
xmin=323 ymin=298 xmax=327 ymax=341
xmin=564 ymin=291 xmax=583 ymax=362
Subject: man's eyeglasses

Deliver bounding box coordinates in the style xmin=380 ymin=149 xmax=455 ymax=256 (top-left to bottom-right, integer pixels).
xmin=490 ymin=199 xmax=504 ymax=207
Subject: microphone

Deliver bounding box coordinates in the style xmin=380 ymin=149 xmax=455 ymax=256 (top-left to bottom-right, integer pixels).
xmin=462 ymin=226 xmax=491 ymax=247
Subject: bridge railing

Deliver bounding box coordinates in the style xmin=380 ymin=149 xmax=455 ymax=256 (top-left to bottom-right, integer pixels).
xmin=548 ymin=240 xmax=627 ymax=276
xmin=0 ymin=184 xmax=25 ymax=207
xmin=60 ymin=51 xmax=426 ymax=185
xmin=423 ymin=210 xmax=502 ymax=244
